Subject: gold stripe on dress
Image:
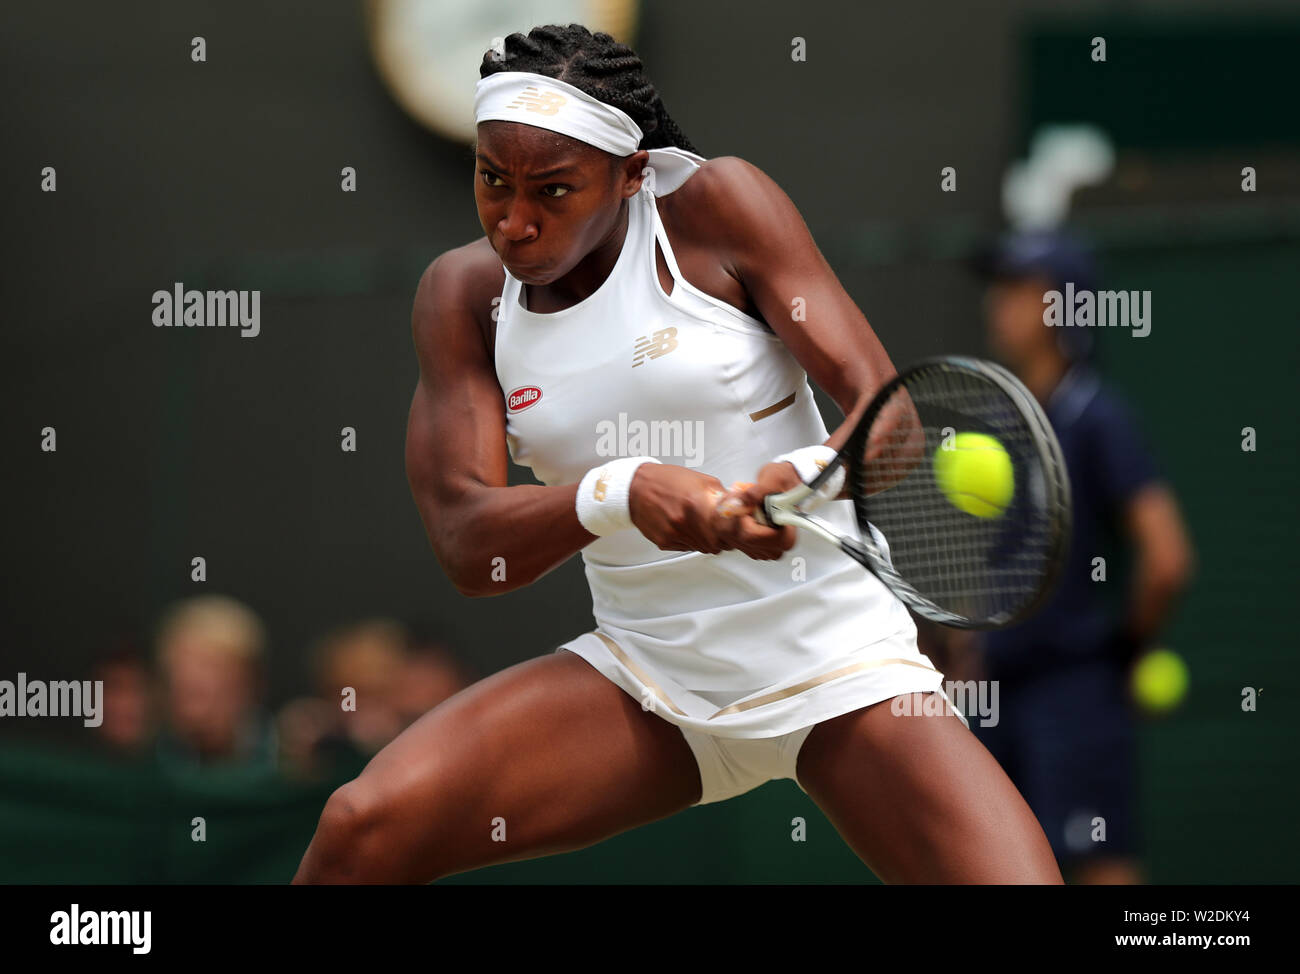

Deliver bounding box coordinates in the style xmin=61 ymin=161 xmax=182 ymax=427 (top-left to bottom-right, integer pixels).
xmin=708 ymin=657 xmax=938 ymax=719
xmin=592 ymin=631 xmax=689 ymax=716
xmin=748 ymin=390 xmax=797 ymax=422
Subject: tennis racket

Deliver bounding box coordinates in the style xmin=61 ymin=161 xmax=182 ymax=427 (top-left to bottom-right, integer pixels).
xmin=732 ymin=356 xmax=1071 ymax=629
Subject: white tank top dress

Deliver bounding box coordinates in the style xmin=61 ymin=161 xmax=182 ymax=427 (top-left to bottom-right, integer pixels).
xmin=493 ymin=173 xmax=963 ymax=739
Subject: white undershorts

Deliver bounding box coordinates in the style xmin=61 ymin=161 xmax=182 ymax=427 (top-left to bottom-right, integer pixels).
xmin=558 ymin=625 xmax=969 ymax=806
xmin=676 ymin=721 xmax=817 ymax=805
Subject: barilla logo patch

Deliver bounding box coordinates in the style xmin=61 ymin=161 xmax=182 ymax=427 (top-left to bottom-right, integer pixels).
xmin=507 ymin=386 xmax=542 ymax=412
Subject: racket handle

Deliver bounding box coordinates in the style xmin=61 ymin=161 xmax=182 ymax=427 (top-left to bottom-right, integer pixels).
xmin=714 ymin=481 xmax=755 ymax=520
xmin=713 ymin=482 xmax=783 ymax=528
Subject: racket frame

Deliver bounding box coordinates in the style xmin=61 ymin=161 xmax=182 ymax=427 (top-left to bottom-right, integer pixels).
xmin=756 ymin=356 xmax=1072 ymax=629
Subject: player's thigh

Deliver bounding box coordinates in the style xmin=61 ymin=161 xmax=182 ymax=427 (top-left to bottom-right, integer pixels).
xmin=302 ymin=648 xmax=702 ymax=882
xmin=795 ymin=691 xmax=1063 ymax=884
xmin=1069 ymin=857 xmax=1143 ymax=885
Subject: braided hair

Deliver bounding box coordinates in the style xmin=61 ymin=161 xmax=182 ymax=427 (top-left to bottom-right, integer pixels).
xmin=479 ymin=24 xmax=700 ymax=155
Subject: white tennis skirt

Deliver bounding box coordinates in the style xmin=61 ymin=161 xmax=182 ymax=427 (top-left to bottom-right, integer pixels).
xmin=557 ymin=620 xmax=969 ymax=741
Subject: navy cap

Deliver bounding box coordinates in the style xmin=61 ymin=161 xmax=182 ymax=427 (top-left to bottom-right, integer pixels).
xmin=972 ymin=228 xmax=1100 ymax=361
xmin=972 ymin=228 xmax=1098 ymax=294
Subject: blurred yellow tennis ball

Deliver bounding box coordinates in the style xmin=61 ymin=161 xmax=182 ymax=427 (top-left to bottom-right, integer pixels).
xmin=1131 ymin=648 xmax=1189 ymax=714
xmin=932 ymin=432 xmax=1014 ymax=518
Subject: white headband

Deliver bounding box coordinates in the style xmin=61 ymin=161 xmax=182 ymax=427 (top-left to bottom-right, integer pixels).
xmin=473 ymin=71 xmax=705 ymax=196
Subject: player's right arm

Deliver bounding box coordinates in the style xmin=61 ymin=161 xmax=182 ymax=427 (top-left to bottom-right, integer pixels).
xmin=405 ymin=252 xmax=593 ymax=596
xmin=404 ymin=252 xmax=782 ymax=597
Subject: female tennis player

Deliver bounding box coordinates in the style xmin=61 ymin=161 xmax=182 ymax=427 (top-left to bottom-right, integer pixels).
xmin=294 ymin=23 xmax=1062 ymax=884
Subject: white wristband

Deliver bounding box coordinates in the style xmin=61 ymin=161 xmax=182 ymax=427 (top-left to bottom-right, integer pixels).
xmin=772 ymin=444 xmax=844 ymax=508
xmin=576 ymin=457 xmax=661 ymax=536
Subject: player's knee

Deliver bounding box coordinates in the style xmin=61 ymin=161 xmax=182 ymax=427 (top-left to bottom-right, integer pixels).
xmin=322 ymin=779 xmax=384 ymax=841
xmin=300 ymin=779 xmax=391 ymax=883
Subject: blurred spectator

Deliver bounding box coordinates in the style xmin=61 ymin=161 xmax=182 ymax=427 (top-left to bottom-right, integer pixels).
xmin=154 ymin=595 xmax=277 ymax=771
xmin=277 ymin=618 xmax=409 ymax=779
xmin=276 ymin=620 xmax=475 ymax=779
xmin=393 ymin=639 xmax=473 ymax=727
xmin=91 ymin=640 xmax=154 ymax=756
xmin=954 ymin=228 xmax=1195 ymax=884
xmin=275 ymin=696 xmax=345 ymax=781
xmin=315 ymin=618 xmax=409 ymax=751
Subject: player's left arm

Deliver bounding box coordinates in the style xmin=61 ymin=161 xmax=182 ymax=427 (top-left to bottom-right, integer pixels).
xmin=695 ymin=156 xmax=920 ymax=497
xmin=1120 ymin=483 xmax=1196 ymax=650
xmin=699 ymin=156 xmax=898 ymax=432
xmin=1090 ymin=395 xmax=1196 ymax=658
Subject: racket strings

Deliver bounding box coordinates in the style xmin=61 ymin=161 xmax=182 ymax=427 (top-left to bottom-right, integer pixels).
xmin=849 ymin=367 xmax=1062 ymax=625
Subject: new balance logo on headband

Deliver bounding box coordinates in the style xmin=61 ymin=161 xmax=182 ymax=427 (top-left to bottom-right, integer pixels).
xmin=506 ymin=86 xmax=567 ymax=117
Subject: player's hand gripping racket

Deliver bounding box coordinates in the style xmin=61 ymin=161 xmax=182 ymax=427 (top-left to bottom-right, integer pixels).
xmin=729 ymin=356 xmax=1071 ymax=629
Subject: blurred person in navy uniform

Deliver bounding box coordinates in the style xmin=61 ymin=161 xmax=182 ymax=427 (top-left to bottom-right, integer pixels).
xmin=953 ymin=229 xmax=1195 ymax=884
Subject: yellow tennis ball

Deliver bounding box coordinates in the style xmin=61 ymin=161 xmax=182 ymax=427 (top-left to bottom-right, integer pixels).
xmin=1131 ymin=648 xmax=1189 ymax=714
xmin=931 ymin=432 xmax=1015 ymax=518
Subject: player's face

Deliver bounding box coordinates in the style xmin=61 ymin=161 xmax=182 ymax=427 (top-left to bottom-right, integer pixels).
xmin=984 ymin=275 xmax=1057 ymax=367
xmin=474 ymin=121 xmax=633 ymax=284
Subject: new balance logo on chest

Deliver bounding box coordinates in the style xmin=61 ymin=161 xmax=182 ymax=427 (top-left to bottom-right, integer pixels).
xmin=633 ymin=327 xmax=679 ymax=367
